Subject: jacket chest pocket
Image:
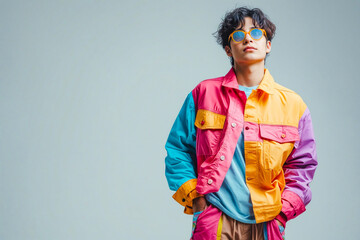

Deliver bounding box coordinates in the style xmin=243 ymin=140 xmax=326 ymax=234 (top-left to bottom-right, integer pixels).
xmin=194 ymin=109 xmax=226 ymax=156
xmin=259 ymin=124 xmax=299 ymax=172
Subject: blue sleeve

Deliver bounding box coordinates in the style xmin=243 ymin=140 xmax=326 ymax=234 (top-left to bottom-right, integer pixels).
xmin=165 ymin=92 xmax=197 ymax=191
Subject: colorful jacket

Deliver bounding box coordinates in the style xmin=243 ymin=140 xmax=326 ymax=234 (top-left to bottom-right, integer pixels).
xmin=165 ymin=67 xmax=318 ymax=224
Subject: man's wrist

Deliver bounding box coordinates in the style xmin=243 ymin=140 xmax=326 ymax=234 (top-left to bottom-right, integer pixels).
xmin=275 ymin=219 xmax=284 ymax=228
xmin=192 ymin=196 xmax=207 ymax=212
xmin=275 ymin=212 xmax=287 ymax=228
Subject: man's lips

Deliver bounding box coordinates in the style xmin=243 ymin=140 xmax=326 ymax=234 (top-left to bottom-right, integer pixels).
xmin=244 ymin=47 xmax=257 ymax=51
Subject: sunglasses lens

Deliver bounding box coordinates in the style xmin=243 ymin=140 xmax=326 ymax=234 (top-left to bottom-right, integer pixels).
xmin=232 ymin=31 xmax=245 ymax=42
xmin=250 ymin=29 xmax=264 ymax=39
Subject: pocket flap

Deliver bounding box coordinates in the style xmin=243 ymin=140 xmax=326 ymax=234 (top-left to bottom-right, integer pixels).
xmin=259 ymin=124 xmax=299 ymax=143
xmin=194 ymin=109 xmax=226 ymax=130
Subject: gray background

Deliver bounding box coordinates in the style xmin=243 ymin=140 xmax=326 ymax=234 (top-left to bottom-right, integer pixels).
xmin=1 ymin=0 xmax=359 ymax=239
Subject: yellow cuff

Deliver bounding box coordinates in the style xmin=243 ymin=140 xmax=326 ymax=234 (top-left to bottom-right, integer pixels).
xmin=172 ymin=179 xmax=203 ymax=215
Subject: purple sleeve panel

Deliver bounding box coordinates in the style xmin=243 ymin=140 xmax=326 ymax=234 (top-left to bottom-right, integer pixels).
xmin=280 ymin=107 xmax=318 ymax=222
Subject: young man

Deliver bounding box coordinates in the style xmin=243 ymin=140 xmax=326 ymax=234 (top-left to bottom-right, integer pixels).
xmin=165 ymin=7 xmax=317 ymax=240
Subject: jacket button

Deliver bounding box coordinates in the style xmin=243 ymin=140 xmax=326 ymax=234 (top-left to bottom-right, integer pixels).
xmin=220 ymin=155 xmax=225 ymax=161
xmin=245 ymin=126 xmax=249 ymax=130
xmin=231 ymin=122 xmax=237 ymax=127
xmin=201 ymin=120 xmax=205 ymax=125
xmin=207 ymin=179 xmax=213 ymax=185
xmin=281 ymin=134 xmax=286 ymax=138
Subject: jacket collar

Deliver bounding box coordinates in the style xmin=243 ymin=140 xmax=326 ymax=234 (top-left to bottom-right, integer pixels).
xmin=222 ymin=67 xmax=275 ymax=95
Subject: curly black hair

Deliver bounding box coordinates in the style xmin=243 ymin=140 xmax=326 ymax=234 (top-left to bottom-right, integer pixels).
xmin=214 ymin=7 xmax=276 ymax=66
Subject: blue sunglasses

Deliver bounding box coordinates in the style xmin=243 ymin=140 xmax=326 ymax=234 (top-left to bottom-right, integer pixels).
xmin=228 ymin=28 xmax=267 ymax=43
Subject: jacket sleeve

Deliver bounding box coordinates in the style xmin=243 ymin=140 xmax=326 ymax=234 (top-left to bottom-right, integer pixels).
xmin=275 ymin=107 xmax=318 ymax=227
xmin=165 ymin=92 xmax=202 ymax=214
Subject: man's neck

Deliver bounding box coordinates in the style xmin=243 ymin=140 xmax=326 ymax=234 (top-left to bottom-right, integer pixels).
xmin=233 ymin=62 xmax=265 ymax=87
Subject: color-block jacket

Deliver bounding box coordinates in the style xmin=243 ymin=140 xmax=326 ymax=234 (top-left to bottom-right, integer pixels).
xmin=165 ymin=67 xmax=318 ymax=224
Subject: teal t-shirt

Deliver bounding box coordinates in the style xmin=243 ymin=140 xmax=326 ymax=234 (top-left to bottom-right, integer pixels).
xmin=205 ymin=84 xmax=258 ymax=223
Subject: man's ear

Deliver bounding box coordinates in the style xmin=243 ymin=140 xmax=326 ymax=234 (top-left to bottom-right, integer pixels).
xmin=225 ymin=45 xmax=232 ymax=57
xmin=266 ymin=40 xmax=271 ymax=54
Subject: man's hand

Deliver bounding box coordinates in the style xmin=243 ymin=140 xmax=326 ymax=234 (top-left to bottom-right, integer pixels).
xmin=192 ymin=196 xmax=208 ymax=213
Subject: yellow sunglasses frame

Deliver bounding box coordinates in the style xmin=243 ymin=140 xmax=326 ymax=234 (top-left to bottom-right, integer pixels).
xmin=228 ymin=28 xmax=267 ymax=43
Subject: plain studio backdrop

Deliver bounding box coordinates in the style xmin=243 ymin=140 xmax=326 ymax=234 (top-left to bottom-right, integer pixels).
xmin=0 ymin=0 xmax=359 ymax=239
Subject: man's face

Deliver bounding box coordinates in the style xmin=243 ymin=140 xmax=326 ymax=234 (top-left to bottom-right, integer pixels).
xmin=225 ymin=17 xmax=271 ymax=66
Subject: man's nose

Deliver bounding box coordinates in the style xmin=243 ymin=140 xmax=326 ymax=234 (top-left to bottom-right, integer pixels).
xmin=243 ymin=33 xmax=253 ymax=44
